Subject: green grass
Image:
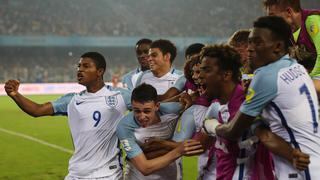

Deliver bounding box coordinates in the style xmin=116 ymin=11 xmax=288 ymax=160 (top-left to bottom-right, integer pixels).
xmin=0 ymin=95 xmax=198 ymax=180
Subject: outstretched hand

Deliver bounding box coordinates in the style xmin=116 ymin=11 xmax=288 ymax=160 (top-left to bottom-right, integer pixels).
xmin=176 ymin=139 xmax=204 ymax=156
xmin=4 ymin=79 xmax=20 ymax=97
xmin=292 ymin=149 xmax=310 ymax=171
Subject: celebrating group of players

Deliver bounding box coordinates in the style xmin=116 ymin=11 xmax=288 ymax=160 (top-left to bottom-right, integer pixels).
xmin=4 ymin=0 xmax=320 ymax=179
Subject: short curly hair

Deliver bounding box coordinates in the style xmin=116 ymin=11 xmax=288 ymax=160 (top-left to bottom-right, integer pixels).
xmin=200 ymin=44 xmax=242 ymax=83
xmin=183 ymin=55 xmax=201 ymax=82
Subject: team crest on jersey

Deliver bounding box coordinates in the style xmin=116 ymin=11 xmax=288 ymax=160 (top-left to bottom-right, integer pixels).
xmin=105 ymin=95 xmax=118 ymax=107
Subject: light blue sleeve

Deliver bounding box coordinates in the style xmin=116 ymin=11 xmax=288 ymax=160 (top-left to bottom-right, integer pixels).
xmin=116 ymin=112 xmax=142 ymax=159
xmin=172 ymin=106 xmax=196 ymax=142
xmin=159 ymin=102 xmax=183 ymax=115
xmin=115 ymin=87 xmax=132 ymax=110
xmin=134 ymin=70 xmax=146 ymax=88
xmin=51 ymin=93 xmax=75 ymax=116
xmin=122 ymin=72 xmax=134 ymax=90
xmin=205 ymin=101 xmax=220 ymax=119
xmin=240 ymin=69 xmax=278 ymax=117
xmin=173 ymin=76 xmax=187 ymax=91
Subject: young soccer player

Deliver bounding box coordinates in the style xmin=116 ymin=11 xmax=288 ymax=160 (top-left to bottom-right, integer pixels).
xmin=216 ymin=16 xmax=320 ymax=179
xmin=5 ymin=52 xmax=131 ymax=180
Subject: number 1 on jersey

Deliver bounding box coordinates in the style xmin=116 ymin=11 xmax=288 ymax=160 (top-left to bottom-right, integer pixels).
xmin=93 ymin=111 xmax=101 ymax=127
xmin=299 ymin=84 xmax=318 ymax=133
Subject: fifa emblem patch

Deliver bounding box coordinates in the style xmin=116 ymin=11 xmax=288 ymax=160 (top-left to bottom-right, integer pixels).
xmin=246 ymin=88 xmax=255 ymax=103
xmin=105 ymin=95 xmax=118 ymax=107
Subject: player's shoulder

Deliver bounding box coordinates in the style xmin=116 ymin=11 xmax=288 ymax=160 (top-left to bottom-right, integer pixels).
xmin=255 ymin=55 xmax=296 ymax=77
xmin=111 ymin=86 xmax=130 ymax=94
xmin=169 ymin=68 xmax=183 ymax=78
xmin=110 ymin=86 xmax=131 ymax=101
xmin=171 ymin=68 xmax=183 ymax=75
xmin=117 ymin=112 xmax=139 ymax=132
xmin=120 ymin=112 xmax=135 ymax=123
xmin=123 ymin=68 xmax=139 ymax=79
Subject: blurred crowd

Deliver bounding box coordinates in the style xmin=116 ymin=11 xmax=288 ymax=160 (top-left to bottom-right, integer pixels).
xmin=0 ymin=47 xmax=150 ymax=83
xmin=0 ymin=0 xmax=264 ymax=37
xmin=0 ymin=0 xmax=318 ymax=83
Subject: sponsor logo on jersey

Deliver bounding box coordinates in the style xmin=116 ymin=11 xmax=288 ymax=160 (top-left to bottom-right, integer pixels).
xmin=105 ymin=95 xmax=118 ymax=107
xmin=120 ymin=139 xmax=132 ymax=151
xmin=75 ymin=101 xmax=84 ymax=105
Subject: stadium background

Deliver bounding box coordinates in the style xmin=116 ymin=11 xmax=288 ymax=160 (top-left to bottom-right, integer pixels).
xmin=0 ymin=0 xmax=319 ymax=179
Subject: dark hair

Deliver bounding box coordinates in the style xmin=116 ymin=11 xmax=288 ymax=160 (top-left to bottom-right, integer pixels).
xmin=200 ymin=44 xmax=242 ymax=83
xmin=263 ymin=0 xmax=301 ymax=12
xmin=184 ymin=55 xmax=201 ymax=82
xmin=228 ymin=29 xmax=251 ymax=47
xmin=81 ymin=52 xmax=106 ymax=72
xmin=185 ymin=43 xmax=205 ymax=58
xmin=131 ymin=83 xmax=158 ymax=103
xmin=253 ymin=16 xmax=292 ymax=50
xmin=150 ymin=39 xmax=177 ymax=63
xmin=136 ymin=38 xmax=152 ymax=46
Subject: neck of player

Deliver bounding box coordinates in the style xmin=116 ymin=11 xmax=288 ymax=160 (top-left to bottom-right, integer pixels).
xmin=219 ymin=82 xmax=237 ymax=104
xmin=86 ymin=79 xmax=105 ymax=93
xmin=292 ymin=11 xmax=302 ymax=32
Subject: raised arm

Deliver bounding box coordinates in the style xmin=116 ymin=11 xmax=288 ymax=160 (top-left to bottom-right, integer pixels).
xmin=5 ymin=80 xmax=54 ymax=117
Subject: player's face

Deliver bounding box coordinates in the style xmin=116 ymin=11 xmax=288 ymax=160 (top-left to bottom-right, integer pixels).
xmin=234 ymin=44 xmax=248 ymax=66
xmin=266 ymin=5 xmax=293 ymax=29
xmin=148 ymin=48 xmax=166 ymax=73
xmin=199 ymin=57 xmax=223 ymax=100
xmin=192 ymin=63 xmax=201 ymax=85
xmin=136 ymin=43 xmax=151 ymax=70
xmin=248 ymin=28 xmax=276 ymax=70
xmin=132 ymin=100 xmax=160 ymax=128
xmin=77 ymin=57 xmax=102 ymax=86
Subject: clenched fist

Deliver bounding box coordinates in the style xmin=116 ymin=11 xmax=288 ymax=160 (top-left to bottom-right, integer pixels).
xmin=4 ymin=80 xmax=20 ymax=97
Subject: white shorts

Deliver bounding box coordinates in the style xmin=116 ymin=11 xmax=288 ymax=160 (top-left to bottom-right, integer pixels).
xmin=65 ymin=168 xmax=122 ymax=180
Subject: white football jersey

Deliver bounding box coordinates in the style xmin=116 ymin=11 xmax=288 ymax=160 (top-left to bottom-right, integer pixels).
xmin=52 ymin=85 xmax=130 ymax=179
xmin=241 ymin=55 xmax=320 ymax=179
xmin=127 ymin=113 xmax=180 ymax=180
xmin=135 ymin=69 xmax=182 ymax=95
xmin=117 ymin=102 xmax=183 ymax=180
